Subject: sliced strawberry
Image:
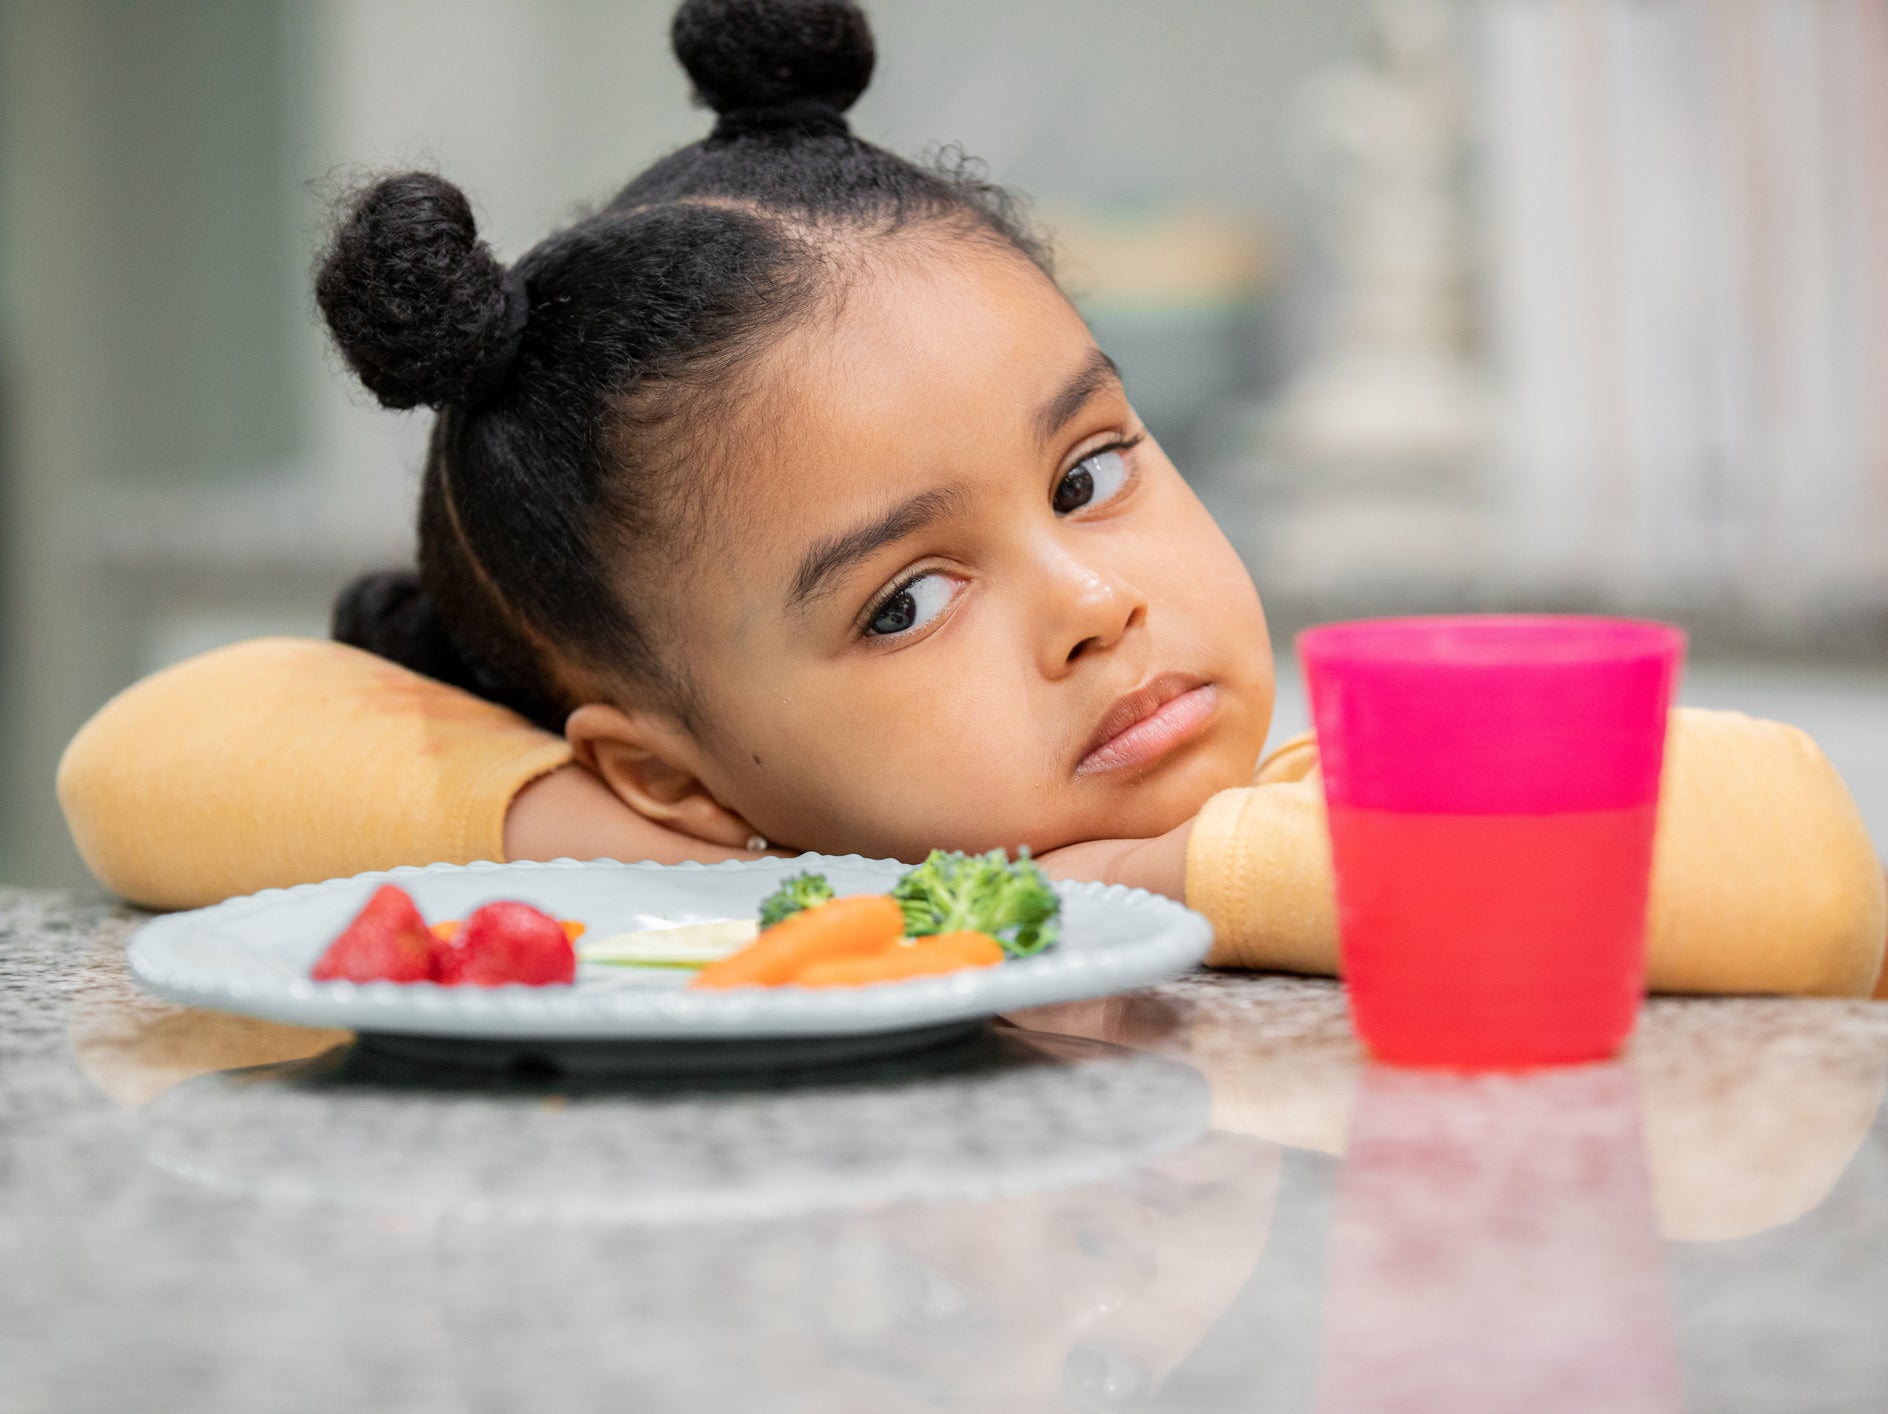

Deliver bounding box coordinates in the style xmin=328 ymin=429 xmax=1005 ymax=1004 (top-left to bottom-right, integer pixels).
xmin=437 ymin=900 xmax=576 ymax=987
xmin=311 ymin=884 xmax=437 ymax=983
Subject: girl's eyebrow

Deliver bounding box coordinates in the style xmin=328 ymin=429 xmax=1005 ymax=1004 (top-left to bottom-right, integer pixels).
xmin=789 ymin=485 xmax=967 ymax=612
xmin=786 ymin=350 xmax=1121 ymax=615
xmin=1035 ymin=348 xmax=1122 ymax=447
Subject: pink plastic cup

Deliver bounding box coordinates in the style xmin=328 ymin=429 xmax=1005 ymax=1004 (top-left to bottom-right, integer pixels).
xmin=1298 ymin=616 xmax=1685 ymax=1068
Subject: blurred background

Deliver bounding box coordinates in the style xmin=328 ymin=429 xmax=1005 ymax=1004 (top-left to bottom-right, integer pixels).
xmin=2 ymin=0 xmax=1884 ymax=891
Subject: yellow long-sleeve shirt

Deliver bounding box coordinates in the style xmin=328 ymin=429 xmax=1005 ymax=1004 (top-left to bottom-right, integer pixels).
xmin=57 ymin=638 xmax=1887 ymax=996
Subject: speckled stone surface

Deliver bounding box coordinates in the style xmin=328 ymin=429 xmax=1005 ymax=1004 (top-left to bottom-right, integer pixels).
xmin=5 ymin=888 xmax=1888 ymax=1412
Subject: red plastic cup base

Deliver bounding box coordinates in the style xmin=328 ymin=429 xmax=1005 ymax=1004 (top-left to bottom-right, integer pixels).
xmin=1331 ymin=803 xmax=1656 ymax=1072
xmin=1358 ymin=1030 xmax=1630 ymax=1071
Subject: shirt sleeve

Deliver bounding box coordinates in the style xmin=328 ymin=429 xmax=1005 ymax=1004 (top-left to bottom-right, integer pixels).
xmin=1185 ymin=706 xmax=1888 ymax=997
xmin=57 ymin=638 xmax=574 ymax=911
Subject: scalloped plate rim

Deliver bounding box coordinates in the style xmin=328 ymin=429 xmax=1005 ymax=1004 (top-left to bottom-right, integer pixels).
xmin=125 ymin=854 xmax=1213 ymax=1041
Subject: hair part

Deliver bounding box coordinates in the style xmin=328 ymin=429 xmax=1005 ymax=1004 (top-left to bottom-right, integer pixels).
xmin=320 ymin=0 xmax=1052 ymax=733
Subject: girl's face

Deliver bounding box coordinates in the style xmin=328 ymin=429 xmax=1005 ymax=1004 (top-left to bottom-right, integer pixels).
xmin=654 ymin=239 xmax=1273 ymax=860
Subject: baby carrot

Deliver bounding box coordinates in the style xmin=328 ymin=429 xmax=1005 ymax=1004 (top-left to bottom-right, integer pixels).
xmin=689 ymin=894 xmax=906 ymax=989
xmin=794 ymin=931 xmax=1004 ymax=987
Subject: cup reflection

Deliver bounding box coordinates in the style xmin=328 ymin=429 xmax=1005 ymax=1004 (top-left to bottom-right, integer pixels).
xmin=1317 ymin=1063 xmax=1682 ymax=1413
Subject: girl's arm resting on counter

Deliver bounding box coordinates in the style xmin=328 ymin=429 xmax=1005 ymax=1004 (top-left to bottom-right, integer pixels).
xmin=1035 ymin=822 xmax=1193 ymax=901
xmin=1640 ymin=709 xmax=1886 ymax=996
xmin=508 ymin=767 xmax=1185 ymax=878
xmin=61 ymin=643 xmax=1885 ymax=998
xmin=56 ymin=637 xmax=761 ymax=911
xmin=59 ymin=638 xmax=571 ymax=910
xmin=1079 ymin=706 xmax=1886 ymax=998
xmin=1877 ymin=867 xmax=1888 ymax=1001
xmin=1044 ymin=775 xmax=1345 ymax=976
xmin=503 ymin=763 xmax=765 ymax=867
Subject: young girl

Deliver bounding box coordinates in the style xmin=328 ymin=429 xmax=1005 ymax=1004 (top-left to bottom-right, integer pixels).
xmin=59 ymin=0 xmax=1886 ymax=996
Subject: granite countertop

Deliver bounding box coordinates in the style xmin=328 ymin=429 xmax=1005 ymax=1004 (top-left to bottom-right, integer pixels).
xmin=5 ymin=887 xmax=1888 ymax=1413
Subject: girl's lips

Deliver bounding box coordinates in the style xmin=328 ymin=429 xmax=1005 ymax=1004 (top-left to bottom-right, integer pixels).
xmin=1077 ymin=681 xmax=1219 ymax=775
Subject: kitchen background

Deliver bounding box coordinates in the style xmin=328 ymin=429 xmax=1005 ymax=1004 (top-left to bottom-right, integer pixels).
xmin=2 ymin=0 xmax=1884 ymax=891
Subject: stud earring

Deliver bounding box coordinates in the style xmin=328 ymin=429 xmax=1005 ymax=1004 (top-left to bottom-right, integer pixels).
xmin=745 ymin=833 xmax=769 ymax=852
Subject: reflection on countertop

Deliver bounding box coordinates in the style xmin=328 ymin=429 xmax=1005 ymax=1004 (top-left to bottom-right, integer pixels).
xmin=7 ymin=889 xmax=1888 ymax=1412
xmin=1317 ymin=1064 xmax=1680 ymax=1413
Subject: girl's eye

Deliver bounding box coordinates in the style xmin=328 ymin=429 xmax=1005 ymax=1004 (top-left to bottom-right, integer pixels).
xmin=866 ymin=571 xmax=955 ymax=637
xmin=1053 ymin=445 xmax=1133 ymax=516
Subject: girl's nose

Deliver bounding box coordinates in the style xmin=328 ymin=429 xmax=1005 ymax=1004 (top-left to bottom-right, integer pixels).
xmin=1038 ymin=551 xmax=1147 ymax=676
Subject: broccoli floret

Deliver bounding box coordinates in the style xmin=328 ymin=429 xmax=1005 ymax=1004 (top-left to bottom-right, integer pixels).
xmin=757 ymin=870 xmax=835 ymax=929
xmin=891 ymin=848 xmax=1061 ymax=957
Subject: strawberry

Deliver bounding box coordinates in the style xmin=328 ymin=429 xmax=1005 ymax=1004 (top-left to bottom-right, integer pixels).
xmin=436 ymin=900 xmax=576 ymax=987
xmin=310 ymin=884 xmax=437 ymax=983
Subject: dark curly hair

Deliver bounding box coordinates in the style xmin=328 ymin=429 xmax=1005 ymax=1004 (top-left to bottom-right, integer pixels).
xmin=316 ymin=0 xmax=1051 ymax=732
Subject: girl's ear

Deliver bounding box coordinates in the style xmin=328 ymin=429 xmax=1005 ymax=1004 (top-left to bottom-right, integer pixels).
xmin=564 ymin=703 xmax=758 ymax=849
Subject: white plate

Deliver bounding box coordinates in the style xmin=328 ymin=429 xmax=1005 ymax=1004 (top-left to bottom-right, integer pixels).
xmin=125 ymin=855 xmax=1213 ymax=1071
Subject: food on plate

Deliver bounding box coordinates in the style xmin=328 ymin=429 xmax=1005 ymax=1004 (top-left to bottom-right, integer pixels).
xmin=310 ymin=884 xmax=437 ymax=983
xmin=690 ymin=850 xmax=1062 ymax=989
xmin=310 ymin=886 xmax=576 ymax=986
xmin=579 ymin=918 xmax=758 ymax=968
xmin=432 ymin=917 xmax=585 ymax=944
xmin=311 ymin=851 xmax=1063 ymax=991
xmin=436 ymin=900 xmax=577 ymax=987
xmin=890 ymin=849 xmax=1060 ymax=957
xmin=795 ymin=930 xmax=1004 ymax=987
xmin=690 ymin=894 xmax=906 ymax=989
xmin=757 ymin=870 xmax=835 ymax=928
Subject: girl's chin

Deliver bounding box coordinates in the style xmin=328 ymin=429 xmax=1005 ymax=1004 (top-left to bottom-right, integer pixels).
xmin=1079 ymin=741 xmax=1261 ymax=836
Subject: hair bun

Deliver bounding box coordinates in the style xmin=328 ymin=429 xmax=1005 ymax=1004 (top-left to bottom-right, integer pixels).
xmin=672 ymin=0 xmax=874 ymax=116
xmin=315 ymin=172 xmax=522 ymax=411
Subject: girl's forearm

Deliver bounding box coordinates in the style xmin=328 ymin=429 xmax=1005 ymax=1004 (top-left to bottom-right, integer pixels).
xmin=1036 ymin=819 xmax=1194 ymax=902
xmin=504 ymin=763 xmax=768 ymax=866
xmin=507 ymin=763 xmax=1197 ymax=899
